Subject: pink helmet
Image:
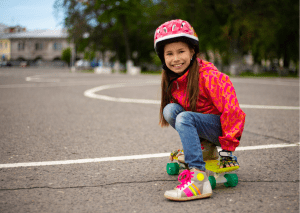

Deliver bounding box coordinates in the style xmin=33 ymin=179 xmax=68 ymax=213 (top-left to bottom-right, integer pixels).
xmin=154 ymin=19 xmax=199 ymax=62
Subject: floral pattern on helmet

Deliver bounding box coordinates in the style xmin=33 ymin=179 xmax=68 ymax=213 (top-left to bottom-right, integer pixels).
xmin=154 ymin=19 xmax=198 ymax=48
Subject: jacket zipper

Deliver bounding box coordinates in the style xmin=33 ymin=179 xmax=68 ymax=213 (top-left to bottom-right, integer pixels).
xmin=177 ymin=82 xmax=179 ymax=89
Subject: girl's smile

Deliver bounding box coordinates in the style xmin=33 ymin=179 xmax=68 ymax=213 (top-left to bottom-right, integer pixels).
xmin=164 ymin=41 xmax=195 ymax=74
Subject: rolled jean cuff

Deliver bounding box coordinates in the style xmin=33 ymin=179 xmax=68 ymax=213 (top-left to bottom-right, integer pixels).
xmin=189 ymin=166 xmax=206 ymax=172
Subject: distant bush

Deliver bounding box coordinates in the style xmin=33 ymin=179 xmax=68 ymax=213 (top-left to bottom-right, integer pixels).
xmin=61 ymin=48 xmax=71 ymax=66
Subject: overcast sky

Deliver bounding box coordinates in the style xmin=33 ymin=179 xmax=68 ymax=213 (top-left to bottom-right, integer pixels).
xmin=0 ymin=0 xmax=64 ymax=30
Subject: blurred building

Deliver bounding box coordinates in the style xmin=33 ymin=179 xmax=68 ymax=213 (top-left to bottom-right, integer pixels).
xmin=0 ymin=24 xmax=7 ymax=34
xmin=0 ymin=25 xmax=73 ymax=63
xmin=4 ymin=25 xmax=26 ymax=34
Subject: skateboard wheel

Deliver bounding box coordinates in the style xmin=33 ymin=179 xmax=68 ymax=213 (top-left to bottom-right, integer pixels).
xmin=208 ymin=176 xmax=216 ymax=189
xmin=166 ymin=162 xmax=179 ymax=175
xmin=224 ymin=174 xmax=238 ymax=187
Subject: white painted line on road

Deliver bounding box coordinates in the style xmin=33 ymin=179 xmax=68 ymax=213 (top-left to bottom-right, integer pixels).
xmin=230 ymin=78 xmax=299 ymax=87
xmin=0 ymin=153 xmax=169 ymax=169
xmin=234 ymin=142 xmax=300 ymax=151
xmin=24 ymin=74 xmax=299 ymax=87
xmin=239 ymin=105 xmax=300 ymax=110
xmin=0 ymin=142 xmax=299 ymax=169
xmin=84 ymin=83 xmax=300 ymax=110
xmin=26 ymin=76 xmax=61 ymax=83
xmin=0 ymin=81 xmax=110 ymax=88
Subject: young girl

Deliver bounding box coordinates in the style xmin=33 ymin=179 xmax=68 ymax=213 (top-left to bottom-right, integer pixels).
xmin=154 ymin=19 xmax=246 ymax=201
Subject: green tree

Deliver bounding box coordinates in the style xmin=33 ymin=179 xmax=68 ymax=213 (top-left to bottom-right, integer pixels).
xmin=84 ymin=50 xmax=96 ymax=61
xmin=55 ymin=0 xmax=157 ymax=66
xmin=223 ymin=0 xmax=299 ymax=69
xmin=55 ymin=0 xmax=298 ymax=72
xmin=61 ymin=47 xmax=71 ymax=66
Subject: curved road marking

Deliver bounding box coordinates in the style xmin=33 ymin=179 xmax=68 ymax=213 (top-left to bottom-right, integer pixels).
xmin=84 ymin=83 xmax=300 ymax=110
xmin=84 ymin=82 xmax=161 ymax=104
xmin=0 ymin=142 xmax=299 ymax=168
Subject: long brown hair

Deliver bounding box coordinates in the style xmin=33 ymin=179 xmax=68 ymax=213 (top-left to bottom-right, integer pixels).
xmin=159 ymin=54 xmax=200 ymax=127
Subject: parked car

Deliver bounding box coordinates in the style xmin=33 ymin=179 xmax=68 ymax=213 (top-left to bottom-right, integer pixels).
xmin=90 ymin=61 xmax=99 ymax=67
xmin=20 ymin=61 xmax=27 ymax=67
xmin=75 ymin=59 xmax=90 ymax=68
xmin=0 ymin=61 xmax=7 ymax=67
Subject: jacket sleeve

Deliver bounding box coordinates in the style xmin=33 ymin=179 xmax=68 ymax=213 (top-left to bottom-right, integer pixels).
xmin=203 ymin=72 xmax=246 ymax=151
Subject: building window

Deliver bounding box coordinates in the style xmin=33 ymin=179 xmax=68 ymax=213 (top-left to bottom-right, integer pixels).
xmin=0 ymin=42 xmax=7 ymax=49
xmin=18 ymin=42 xmax=25 ymax=51
xmin=35 ymin=43 xmax=43 ymax=50
xmin=0 ymin=42 xmax=8 ymax=49
xmin=53 ymin=42 xmax=62 ymax=51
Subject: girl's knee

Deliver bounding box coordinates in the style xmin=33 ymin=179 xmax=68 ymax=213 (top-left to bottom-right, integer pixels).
xmin=175 ymin=111 xmax=195 ymax=128
xmin=163 ymin=103 xmax=184 ymax=121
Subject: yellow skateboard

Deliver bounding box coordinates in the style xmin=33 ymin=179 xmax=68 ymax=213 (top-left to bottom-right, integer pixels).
xmin=166 ymin=158 xmax=239 ymax=189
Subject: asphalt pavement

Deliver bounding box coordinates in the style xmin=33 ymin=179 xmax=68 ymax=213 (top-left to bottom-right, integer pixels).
xmin=0 ymin=67 xmax=299 ymax=213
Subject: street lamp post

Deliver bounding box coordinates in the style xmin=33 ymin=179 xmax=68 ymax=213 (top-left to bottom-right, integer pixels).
xmin=71 ymin=38 xmax=76 ymax=72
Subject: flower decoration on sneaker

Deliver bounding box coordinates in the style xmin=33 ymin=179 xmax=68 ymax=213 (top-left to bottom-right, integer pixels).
xmin=176 ymin=170 xmax=194 ymax=190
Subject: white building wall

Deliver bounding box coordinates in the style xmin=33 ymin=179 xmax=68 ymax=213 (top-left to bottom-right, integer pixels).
xmin=10 ymin=38 xmax=71 ymax=61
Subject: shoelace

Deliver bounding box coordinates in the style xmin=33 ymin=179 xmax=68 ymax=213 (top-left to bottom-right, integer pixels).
xmin=176 ymin=170 xmax=194 ymax=190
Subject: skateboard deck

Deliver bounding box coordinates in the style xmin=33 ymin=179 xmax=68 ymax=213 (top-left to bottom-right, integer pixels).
xmin=206 ymin=160 xmax=239 ymax=173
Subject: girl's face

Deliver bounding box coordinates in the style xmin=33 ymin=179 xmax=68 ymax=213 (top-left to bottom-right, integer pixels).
xmin=164 ymin=41 xmax=195 ymax=73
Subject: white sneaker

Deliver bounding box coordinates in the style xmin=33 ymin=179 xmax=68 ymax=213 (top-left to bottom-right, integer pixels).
xmin=164 ymin=170 xmax=212 ymax=201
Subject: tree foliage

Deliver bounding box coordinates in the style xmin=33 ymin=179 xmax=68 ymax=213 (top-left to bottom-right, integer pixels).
xmin=54 ymin=0 xmax=299 ymax=69
xmin=61 ymin=47 xmax=71 ymax=66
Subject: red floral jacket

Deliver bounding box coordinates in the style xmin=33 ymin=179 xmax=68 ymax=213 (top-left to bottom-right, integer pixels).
xmin=170 ymin=59 xmax=246 ymax=151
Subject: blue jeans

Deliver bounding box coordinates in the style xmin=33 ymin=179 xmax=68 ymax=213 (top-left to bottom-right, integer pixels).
xmin=163 ymin=103 xmax=222 ymax=171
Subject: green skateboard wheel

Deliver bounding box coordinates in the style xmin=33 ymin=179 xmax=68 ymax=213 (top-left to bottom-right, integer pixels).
xmin=166 ymin=162 xmax=180 ymax=175
xmin=208 ymin=176 xmax=216 ymax=189
xmin=224 ymin=174 xmax=238 ymax=187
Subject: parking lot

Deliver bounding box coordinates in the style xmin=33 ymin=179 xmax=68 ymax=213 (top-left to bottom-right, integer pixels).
xmin=0 ymin=68 xmax=299 ymax=213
